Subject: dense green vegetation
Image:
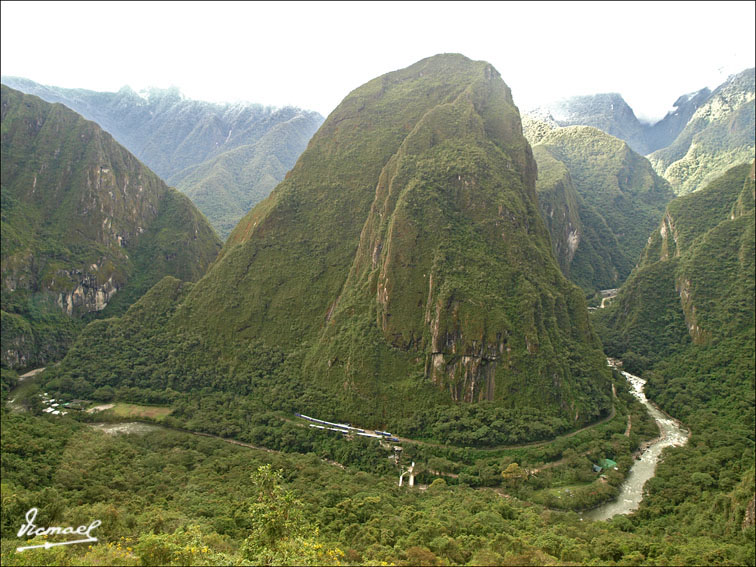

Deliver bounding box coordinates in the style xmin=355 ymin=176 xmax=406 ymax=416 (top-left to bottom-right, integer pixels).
xmin=531 ymin=126 xmax=674 ymax=292
xmin=43 ymin=55 xmax=613 ymax=442
xmin=31 ymin=276 xmax=594 ymax=448
xmin=17 ymin=366 xmax=649 ymax=487
xmin=2 ymin=58 xmax=754 ymax=567
xmin=649 ymin=68 xmax=755 ymax=195
xmin=2 ymin=384 xmax=752 ymax=567
xmin=0 ymin=86 xmax=222 ymax=369
xmin=591 ymin=162 xmax=755 ymax=562
xmin=7 ymin=343 xmax=652 ymax=488
xmin=0 ymin=77 xmax=324 ymax=239
xmin=1 ymin=367 xmax=19 ymax=395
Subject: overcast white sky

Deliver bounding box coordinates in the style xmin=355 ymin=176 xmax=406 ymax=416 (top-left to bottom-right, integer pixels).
xmin=1 ymin=1 xmax=754 ymax=123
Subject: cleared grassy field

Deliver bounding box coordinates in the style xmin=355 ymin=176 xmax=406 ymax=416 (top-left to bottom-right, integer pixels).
xmin=109 ymin=402 xmax=173 ymax=421
xmin=528 ymin=479 xmax=617 ymax=511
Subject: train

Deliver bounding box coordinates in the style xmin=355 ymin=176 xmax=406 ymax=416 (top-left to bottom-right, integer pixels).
xmin=296 ymin=413 xmax=351 ymax=430
xmin=297 ymin=412 xmax=398 ymax=442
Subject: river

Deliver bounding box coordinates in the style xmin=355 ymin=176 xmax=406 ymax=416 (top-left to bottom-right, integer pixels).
xmin=583 ymin=368 xmax=689 ymax=521
xmin=12 ymin=364 xmax=688 ymax=519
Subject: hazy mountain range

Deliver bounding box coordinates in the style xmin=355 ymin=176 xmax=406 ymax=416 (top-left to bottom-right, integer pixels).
xmin=0 ymin=77 xmax=324 ymax=238
xmin=526 ymin=68 xmax=755 ymax=195
xmin=1 ymin=85 xmax=222 ymax=368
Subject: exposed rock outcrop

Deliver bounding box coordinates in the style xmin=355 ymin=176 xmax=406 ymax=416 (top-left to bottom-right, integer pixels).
xmin=1 ymin=86 xmax=222 ymax=368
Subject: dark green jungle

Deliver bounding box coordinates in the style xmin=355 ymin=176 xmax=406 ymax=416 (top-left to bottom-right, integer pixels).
xmin=1 ymin=55 xmax=754 ymax=566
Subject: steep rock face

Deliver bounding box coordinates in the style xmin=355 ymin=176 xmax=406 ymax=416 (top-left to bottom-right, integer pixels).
xmin=531 ymin=146 xmax=582 ymax=275
xmin=671 ymin=165 xmax=754 ymax=345
xmin=640 ymin=162 xmax=755 ymax=267
xmin=0 ymin=77 xmax=324 ymax=238
xmin=180 ymin=54 xmax=611 ymax=424
xmin=648 ymin=69 xmax=755 ymax=195
xmin=531 ymin=127 xmax=674 ymax=292
xmin=320 ymin=67 xmax=542 ymax=403
xmin=0 ymin=86 xmax=222 ymax=368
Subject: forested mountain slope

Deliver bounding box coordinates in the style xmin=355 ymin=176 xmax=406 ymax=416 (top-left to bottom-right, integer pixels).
xmin=648 ymin=69 xmax=755 ymax=195
xmin=592 ymin=163 xmax=755 ymax=550
xmin=530 ymin=126 xmax=674 ymax=292
xmin=598 ymin=162 xmax=754 ymax=365
xmin=0 ymin=77 xmax=324 ymax=238
xmin=0 ymin=86 xmax=222 ymax=368
xmin=52 ymin=54 xmax=613 ymax=439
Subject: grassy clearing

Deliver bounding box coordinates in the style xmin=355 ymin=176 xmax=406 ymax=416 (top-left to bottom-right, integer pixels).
xmin=528 ymin=478 xmax=618 ymax=511
xmin=109 ymin=402 xmax=173 ymax=421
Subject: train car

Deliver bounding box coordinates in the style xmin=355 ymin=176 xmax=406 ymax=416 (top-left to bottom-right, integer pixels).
xmin=301 ymin=412 xmax=396 ymax=441
xmin=298 ymin=413 xmax=351 ymax=430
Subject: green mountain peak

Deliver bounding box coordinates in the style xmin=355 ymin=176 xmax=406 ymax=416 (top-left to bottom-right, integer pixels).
xmin=54 ymin=55 xmax=612 ymax=439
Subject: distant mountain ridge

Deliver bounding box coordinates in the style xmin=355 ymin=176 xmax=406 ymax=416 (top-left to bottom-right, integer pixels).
xmin=531 ymin=93 xmax=655 ymax=154
xmin=648 ymin=68 xmax=755 ymax=195
xmin=526 ymin=69 xmax=755 ymax=194
xmin=528 ymin=89 xmax=710 ymax=156
xmin=644 ymin=87 xmax=712 ymax=153
xmin=0 ymin=77 xmax=324 ymax=238
xmin=0 ymin=86 xmax=222 ymax=368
